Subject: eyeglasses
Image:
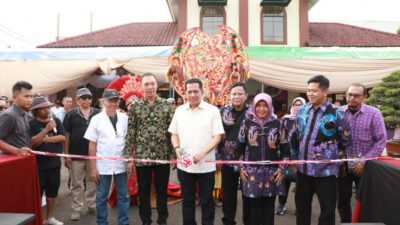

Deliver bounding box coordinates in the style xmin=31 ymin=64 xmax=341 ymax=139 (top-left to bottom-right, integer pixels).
xmin=80 ymin=95 xmax=92 ymax=100
xmin=293 ymin=103 xmax=303 ymax=107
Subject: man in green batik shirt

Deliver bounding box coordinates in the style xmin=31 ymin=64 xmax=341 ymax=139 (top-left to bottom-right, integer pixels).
xmin=125 ymin=73 xmax=174 ymax=225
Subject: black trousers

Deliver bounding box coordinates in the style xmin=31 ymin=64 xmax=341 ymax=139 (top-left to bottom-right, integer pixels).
xmin=136 ymin=165 xmax=170 ymax=225
xmin=177 ymin=169 xmax=215 ymax=225
xmin=221 ymin=165 xmax=240 ymax=225
xmin=38 ymin=167 xmax=61 ymax=198
xmin=337 ymin=172 xmax=360 ymax=223
xmin=243 ymin=196 xmax=275 ymax=225
xmin=295 ymin=172 xmax=337 ymax=225
xmin=278 ymin=178 xmax=294 ymax=206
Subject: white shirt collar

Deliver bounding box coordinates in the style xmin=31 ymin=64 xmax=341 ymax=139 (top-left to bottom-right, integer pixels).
xmin=183 ymin=100 xmax=207 ymax=111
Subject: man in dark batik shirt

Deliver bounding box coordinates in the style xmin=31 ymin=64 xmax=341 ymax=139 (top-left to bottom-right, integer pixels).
xmin=125 ymin=73 xmax=174 ymax=225
xmin=218 ymin=83 xmax=248 ymax=225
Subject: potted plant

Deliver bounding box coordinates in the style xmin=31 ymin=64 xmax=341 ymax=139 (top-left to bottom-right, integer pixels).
xmin=367 ymin=71 xmax=400 ymax=157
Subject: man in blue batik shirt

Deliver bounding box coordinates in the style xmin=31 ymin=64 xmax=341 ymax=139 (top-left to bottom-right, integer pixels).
xmin=295 ymin=75 xmax=350 ymax=225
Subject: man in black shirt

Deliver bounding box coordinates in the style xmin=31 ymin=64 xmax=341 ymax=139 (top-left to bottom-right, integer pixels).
xmin=30 ymin=96 xmax=65 ymax=225
xmin=63 ymin=88 xmax=100 ymax=221
xmin=0 ymin=81 xmax=33 ymax=156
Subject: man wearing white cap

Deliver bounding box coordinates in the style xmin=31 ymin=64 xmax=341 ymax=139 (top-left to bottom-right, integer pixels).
xmin=85 ymin=89 xmax=130 ymax=225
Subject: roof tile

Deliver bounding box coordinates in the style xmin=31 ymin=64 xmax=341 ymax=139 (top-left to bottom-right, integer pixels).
xmin=38 ymin=22 xmax=177 ymax=48
xmin=309 ymin=22 xmax=400 ymax=47
xmin=38 ymin=22 xmax=400 ymax=48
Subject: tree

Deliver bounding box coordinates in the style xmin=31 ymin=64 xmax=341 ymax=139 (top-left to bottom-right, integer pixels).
xmin=367 ymin=71 xmax=400 ymax=140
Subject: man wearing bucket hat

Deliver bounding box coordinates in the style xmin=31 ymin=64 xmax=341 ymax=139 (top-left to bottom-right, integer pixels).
xmin=29 ymin=95 xmax=66 ymax=225
xmin=84 ymin=89 xmax=130 ymax=225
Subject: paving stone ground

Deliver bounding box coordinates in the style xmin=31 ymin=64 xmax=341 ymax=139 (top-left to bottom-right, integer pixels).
xmin=48 ymin=165 xmax=341 ymax=225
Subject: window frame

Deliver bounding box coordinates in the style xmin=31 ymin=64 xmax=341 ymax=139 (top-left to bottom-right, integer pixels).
xmin=200 ymin=6 xmax=226 ymax=36
xmin=260 ymin=6 xmax=287 ymax=45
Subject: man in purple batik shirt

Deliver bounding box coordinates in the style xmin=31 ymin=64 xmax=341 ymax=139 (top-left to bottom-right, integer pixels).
xmin=337 ymin=83 xmax=387 ymax=223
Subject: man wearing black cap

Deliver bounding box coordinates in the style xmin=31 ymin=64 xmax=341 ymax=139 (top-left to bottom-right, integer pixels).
xmin=63 ymin=87 xmax=100 ymax=220
xmin=84 ymin=89 xmax=130 ymax=225
xmin=30 ymin=96 xmax=66 ymax=225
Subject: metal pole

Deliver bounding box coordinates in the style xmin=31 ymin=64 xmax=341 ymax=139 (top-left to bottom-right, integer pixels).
xmin=56 ymin=13 xmax=60 ymax=41
xmin=90 ymin=12 xmax=93 ymax=32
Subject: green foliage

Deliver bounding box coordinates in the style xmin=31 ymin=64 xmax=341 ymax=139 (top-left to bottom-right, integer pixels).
xmin=367 ymin=71 xmax=400 ymax=128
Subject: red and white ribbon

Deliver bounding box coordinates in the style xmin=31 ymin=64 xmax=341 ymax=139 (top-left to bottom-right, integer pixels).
xmin=30 ymin=150 xmax=398 ymax=167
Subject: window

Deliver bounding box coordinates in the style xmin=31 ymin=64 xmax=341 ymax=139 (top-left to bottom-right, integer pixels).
xmin=201 ymin=6 xmax=225 ymax=36
xmin=261 ymin=6 xmax=286 ymax=44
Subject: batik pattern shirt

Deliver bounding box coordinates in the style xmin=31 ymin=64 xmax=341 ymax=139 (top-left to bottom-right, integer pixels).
xmin=238 ymin=113 xmax=286 ymax=198
xmin=280 ymin=115 xmax=300 ymax=179
xmin=280 ymin=116 xmax=299 ymax=160
xmin=217 ymin=105 xmax=248 ymax=163
xmin=124 ymin=97 xmax=174 ymax=165
xmin=297 ymin=101 xmax=350 ymax=177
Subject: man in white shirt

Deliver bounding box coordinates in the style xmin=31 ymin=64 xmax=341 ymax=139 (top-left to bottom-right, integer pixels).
xmin=84 ymin=89 xmax=130 ymax=225
xmin=168 ymin=78 xmax=225 ymax=225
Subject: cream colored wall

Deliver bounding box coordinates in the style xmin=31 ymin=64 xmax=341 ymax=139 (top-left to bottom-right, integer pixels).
xmin=248 ymin=0 xmax=262 ymax=45
xmin=286 ymin=0 xmax=300 ymax=47
xmin=226 ymin=0 xmax=239 ymax=32
xmin=185 ymin=0 xmax=300 ymax=45
xmin=248 ymin=0 xmax=300 ymax=47
xmin=187 ymin=0 xmax=201 ymax=29
xmin=186 ymin=0 xmax=239 ymax=32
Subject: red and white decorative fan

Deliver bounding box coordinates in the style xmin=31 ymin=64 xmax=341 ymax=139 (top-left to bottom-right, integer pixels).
xmin=106 ymin=74 xmax=143 ymax=104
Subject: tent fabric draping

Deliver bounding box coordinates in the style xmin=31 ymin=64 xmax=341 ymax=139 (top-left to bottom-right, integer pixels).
xmin=249 ymin=58 xmax=400 ymax=93
xmin=121 ymin=57 xmax=400 ymax=93
xmin=123 ymin=57 xmax=169 ymax=83
xmin=246 ymin=46 xmax=400 ymax=60
xmin=1 ymin=46 xmax=400 ymax=96
xmin=0 ymin=59 xmax=128 ymax=98
xmin=0 ymin=46 xmax=172 ymax=61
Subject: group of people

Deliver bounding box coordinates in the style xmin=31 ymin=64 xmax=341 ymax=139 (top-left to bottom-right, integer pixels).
xmin=0 ymin=73 xmax=387 ymax=225
xmin=214 ymin=75 xmax=386 ymax=225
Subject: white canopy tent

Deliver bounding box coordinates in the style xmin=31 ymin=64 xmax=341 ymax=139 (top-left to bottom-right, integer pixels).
xmin=123 ymin=56 xmax=400 ymax=93
xmin=1 ymin=46 xmax=400 ymax=97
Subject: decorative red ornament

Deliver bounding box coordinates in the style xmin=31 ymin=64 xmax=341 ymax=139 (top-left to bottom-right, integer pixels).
xmin=106 ymin=74 xmax=144 ymax=103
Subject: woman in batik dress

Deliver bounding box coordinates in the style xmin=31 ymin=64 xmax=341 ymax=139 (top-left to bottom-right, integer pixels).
xmin=238 ymin=93 xmax=288 ymax=225
xmin=276 ymin=97 xmax=306 ymax=215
